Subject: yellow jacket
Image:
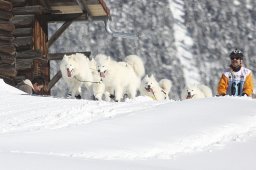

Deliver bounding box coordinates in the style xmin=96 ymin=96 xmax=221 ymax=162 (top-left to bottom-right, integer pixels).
xmin=217 ymin=67 xmax=254 ymax=96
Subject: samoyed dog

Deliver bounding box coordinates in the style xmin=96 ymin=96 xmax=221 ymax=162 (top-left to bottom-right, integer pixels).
xmin=60 ymin=53 xmax=100 ymax=98
xmin=182 ymin=84 xmax=212 ymax=100
xmin=95 ymin=54 xmax=145 ymax=102
xmin=140 ymin=74 xmax=172 ymax=100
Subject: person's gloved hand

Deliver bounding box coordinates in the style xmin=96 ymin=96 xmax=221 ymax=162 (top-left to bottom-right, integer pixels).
xmin=242 ymin=93 xmax=248 ymax=96
xmin=216 ymin=93 xmax=226 ymax=97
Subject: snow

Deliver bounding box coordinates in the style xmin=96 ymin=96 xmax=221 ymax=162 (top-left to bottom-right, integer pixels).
xmin=1 ymin=78 xmax=256 ymax=170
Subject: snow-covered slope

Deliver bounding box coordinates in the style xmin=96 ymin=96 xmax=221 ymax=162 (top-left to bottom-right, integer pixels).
xmin=1 ymin=79 xmax=256 ymax=170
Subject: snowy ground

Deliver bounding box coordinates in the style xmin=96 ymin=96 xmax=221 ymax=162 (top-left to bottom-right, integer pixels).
xmin=0 ymin=79 xmax=256 ymax=170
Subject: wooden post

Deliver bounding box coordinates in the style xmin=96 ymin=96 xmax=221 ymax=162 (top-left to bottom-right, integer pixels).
xmin=33 ymin=14 xmax=49 ymax=94
xmin=48 ymin=70 xmax=62 ymax=91
xmin=47 ymin=20 xmax=73 ymax=48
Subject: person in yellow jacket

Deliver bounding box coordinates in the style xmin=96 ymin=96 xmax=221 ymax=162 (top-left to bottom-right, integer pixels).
xmin=217 ymin=49 xmax=254 ymax=96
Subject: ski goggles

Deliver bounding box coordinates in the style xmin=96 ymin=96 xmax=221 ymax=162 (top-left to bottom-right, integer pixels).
xmin=230 ymin=56 xmax=242 ymax=60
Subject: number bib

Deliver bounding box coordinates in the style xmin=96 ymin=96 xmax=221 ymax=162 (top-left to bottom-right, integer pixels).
xmin=224 ymin=67 xmax=250 ymax=96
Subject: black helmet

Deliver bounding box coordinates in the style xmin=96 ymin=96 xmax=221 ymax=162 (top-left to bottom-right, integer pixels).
xmin=229 ymin=49 xmax=243 ymax=60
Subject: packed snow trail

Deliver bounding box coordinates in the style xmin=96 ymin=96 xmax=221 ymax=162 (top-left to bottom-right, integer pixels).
xmin=1 ymin=78 xmax=256 ymax=169
xmin=1 ymin=79 xmax=256 ymax=160
xmin=0 ymin=80 xmax=166 ymax=133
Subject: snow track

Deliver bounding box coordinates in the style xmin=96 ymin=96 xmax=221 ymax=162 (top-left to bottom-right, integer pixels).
xmin=0 ymin=92 xmax=163 ymax=133
xmin=1 ymin=79 xmax=256 ymax=168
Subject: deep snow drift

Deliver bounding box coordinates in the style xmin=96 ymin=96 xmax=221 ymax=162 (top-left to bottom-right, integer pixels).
xmin=0 ymin=79 xmax=256 ymax=170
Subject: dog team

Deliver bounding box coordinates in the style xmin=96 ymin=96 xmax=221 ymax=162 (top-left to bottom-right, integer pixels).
xmin=59 ymin=53 xmax=214 ymax=101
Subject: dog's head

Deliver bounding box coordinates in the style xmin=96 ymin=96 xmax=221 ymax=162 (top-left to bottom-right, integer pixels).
xmin=142 ymin=74 xmax=159 ymax=92
xmin=61 ymin=54 xmax=78 ymax=78
xmin=184 ymin=85 xmax=199 ymax=99
xmin=95 ymin=54 xmax=111 ymax=78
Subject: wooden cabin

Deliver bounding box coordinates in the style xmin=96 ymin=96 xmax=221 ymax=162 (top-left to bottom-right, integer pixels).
xmin=0 ymin=0 xmax=110 ymax=94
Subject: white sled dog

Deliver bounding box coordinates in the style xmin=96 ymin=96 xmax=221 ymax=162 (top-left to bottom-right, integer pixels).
xmin=140 ymin=74 xmax=172 ymax=100
xmin=60 ymin=53 xmax=101 ymax=98
xmin=182 ymin=84 xmax=212 ymax=100
xmin=95 ymin=54 xmax=145 ymax=102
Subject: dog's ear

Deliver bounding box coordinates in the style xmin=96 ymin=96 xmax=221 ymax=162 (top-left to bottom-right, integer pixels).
xmin=63 ymin=54 xmax=70 ymax=60
xmin=150 ymin=74 xmax=155 ymax=79
xmin=145 ymin=74 xmax=149 ymax=79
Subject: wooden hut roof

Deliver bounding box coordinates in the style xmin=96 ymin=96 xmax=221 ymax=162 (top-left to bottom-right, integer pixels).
xmin=13 ymin=0 xmax=110 ymax=22
xmin=48 ymin=0 xmax=110 ymax=21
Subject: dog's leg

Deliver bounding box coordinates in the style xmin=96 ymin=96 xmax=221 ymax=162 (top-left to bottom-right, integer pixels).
xmin=104 ymin=91 xmax=111 ymax=102
xmin=127 ymin=87 xmax=137 ymax=99
xmin=114 ymin=87 xmax=123 ymax=102
xmin=92 ymin=82 xmax=105 ymax=101
xmin=71 ymin=84 xmax=81 ymax=99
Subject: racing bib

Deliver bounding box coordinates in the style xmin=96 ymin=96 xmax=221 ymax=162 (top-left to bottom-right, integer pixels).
xmin=224 ymin=67 xmax=250 ymax=96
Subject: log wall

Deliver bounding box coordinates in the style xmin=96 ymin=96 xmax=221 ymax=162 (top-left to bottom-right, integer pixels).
xmin=0 ymin=0 xmax=16 ymax=79
xmin=0 ymin=0 xmax=109 ymax=93
xmin=0 ymin=0 xmax=49 ymax=92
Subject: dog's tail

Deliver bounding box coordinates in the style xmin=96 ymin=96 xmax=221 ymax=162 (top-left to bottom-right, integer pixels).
xmin=125 ymin=55 xmax=145 ymax=78
xmin=159 ymin=79 xmax=172 ymax=94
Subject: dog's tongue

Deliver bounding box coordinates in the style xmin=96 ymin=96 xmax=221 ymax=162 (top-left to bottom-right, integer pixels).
xmin=100 ymin=72 xmax=105 ymax=78
xmin=186 ymin=94 xmax=193 ymax=99
xmin=67 ymin=68 xmax=72 ymax=77
xmin=145 ymin=87 xmax=151 ymax=92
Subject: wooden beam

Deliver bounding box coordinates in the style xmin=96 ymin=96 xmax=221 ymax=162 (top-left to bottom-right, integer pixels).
xmin=48 ymin=70 xmax=62 ymax=91
xmin=48 ymin=13 xmax=87 ymax=22
xmin=98 ymin=0 xmax=110 ymax=16
xmin=0 ymin=64 xmax=16 ymax=78
xmin=14 ymin=36 xmax=33 ymax=51
xmin=12 ymin=28 xmax=33 ymax=37
xmin=51 ymin=5 xmax=82 ymax=14
xmin=47 ymin=20 xmax=73 ymax=48
xmin=0 ymin=9 xmax=13 ymax=20
xmin=74 ymin=0 xmax=87 ymax=13
xmin=0 ymin=44 xmax=15 ymax=55
xmin=0 ymin=0 xmax=12 ymax=11
xmin=0 ymin=53 xmax=15 ymax=64
xmin=0 ymin=29 xmax=12 ymax=36
xmin=16 ymin=58 xmax=33 ymax=70
xmin=0 ymin=21 xmax=15 ymax=32
xmin=12 ymin=15 xmax=34 ymax=28
xmin=48 ymin=51 xmax=91 ymax=60
xmin=33 ymin=15 xmax=48 ymax=56
xmin=12 ymin=0 xmax=27 ymax=7
xmin=16 ymin=50 xmax=42 ymax=59
xmin=87 ymin=4 xmax=108 ymax=16
xmin=13 ymin=5 xmax=50 ymax=15
xmin=0 ymin=35 xmax=14 ymax=43
xmin=39 ymin=0 xmax=51 ymax=9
